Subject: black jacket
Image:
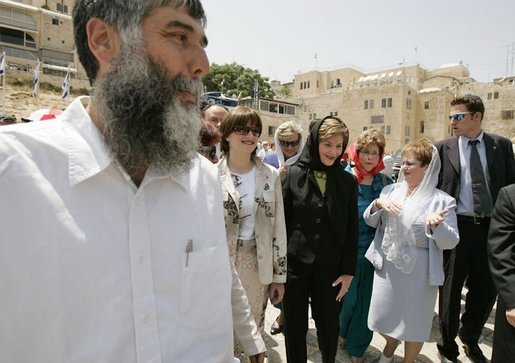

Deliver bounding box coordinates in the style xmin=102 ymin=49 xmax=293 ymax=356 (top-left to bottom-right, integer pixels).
xmin=282 ymin=119 xmax=358 ymax=276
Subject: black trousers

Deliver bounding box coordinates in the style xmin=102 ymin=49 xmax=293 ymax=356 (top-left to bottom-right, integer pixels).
xmin=492 ymin=296 xmax=515 ymax=363
xmin=437 ymin=219 xmax=497 ymax=360
xmin=283 ymin=257 xmax=342 ymax=363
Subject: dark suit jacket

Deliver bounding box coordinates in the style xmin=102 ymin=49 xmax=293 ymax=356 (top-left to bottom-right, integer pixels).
xmin=435 ymin=133 xmax=515 ymax=204
xmin=488 ymin=184 xmax=515 ymax=309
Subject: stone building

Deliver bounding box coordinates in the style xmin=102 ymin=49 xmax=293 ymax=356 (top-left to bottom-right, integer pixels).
xmin=270 ymin=63 xmax=515 ymax=152
xmin=0 ymin=0 xmax=89 ymax=89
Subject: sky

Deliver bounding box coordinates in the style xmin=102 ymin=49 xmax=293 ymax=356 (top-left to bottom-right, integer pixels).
xmin=202 ymin=0 xmax=515 ymax=84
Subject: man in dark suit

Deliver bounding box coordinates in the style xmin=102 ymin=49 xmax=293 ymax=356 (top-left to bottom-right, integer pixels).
xmin=488 ymin=184 xmax=515 ymax=363
xmin=435 ymin=94 xmax=515 ymax=363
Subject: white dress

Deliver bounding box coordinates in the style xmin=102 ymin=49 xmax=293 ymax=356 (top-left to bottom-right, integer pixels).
xmin=364 ymin=185 xmax=459 ymax=342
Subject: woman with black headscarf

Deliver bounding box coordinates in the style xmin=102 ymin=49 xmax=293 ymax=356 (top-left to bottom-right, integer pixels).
xmin=282 ymin=116 xmax=358 ymax=362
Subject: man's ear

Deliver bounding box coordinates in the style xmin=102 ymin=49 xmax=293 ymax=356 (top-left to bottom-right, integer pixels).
xmin=86 ymin=17 xmax=121 ymax=74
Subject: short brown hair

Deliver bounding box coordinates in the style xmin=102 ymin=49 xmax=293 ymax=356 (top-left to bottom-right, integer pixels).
xmin=402 ymin=138 xmax=433 ymax=166
xmin=318 ymin=116 xmax=349 ymax=150
xmin=219 ymin=106 xmax=262 ymax=155
xmin=451 ymin=94 xmax=485 ymax=120
xmin=356 ymin=128 xmax=386 ymax=155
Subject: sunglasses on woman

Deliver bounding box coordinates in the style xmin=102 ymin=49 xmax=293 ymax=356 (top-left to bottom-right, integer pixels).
xmin=232 ymin=125 xmax=262 ymax=137
xmin=279 ymin=139 xmax=300 ymax=147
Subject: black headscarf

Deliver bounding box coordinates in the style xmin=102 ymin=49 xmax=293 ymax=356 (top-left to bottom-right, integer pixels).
xmin=295 ymin=116 xmax=350 ymax=244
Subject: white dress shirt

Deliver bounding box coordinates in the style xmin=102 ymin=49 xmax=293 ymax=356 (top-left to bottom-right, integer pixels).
xmin=0 ymin=97 xmax=264 ymax=362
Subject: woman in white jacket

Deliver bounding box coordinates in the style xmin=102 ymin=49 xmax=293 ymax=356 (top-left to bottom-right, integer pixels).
xmin=364 ymin=139 xmax=459 ymax=363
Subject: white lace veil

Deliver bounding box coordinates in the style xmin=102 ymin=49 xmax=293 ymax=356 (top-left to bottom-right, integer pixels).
xmin=381 ymin=142 xmax=441 ymax=274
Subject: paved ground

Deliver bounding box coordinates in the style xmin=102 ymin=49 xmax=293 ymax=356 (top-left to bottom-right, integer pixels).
xmin=260 ymin=291 xmax=494 ymax=363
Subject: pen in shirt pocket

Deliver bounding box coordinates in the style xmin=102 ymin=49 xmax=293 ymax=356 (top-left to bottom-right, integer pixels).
xmin=185 ymin=239 xmax=193 ymax=267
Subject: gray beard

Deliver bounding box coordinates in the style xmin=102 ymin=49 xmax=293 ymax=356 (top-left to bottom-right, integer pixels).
xmin=92 ymin=43 xmax=203 ymax=177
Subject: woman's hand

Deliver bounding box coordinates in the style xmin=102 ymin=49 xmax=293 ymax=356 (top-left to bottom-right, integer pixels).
xmin=373 ymin=197 xmax=402 ymax=215
xmin=426 ymin=209 xmax=448 ymax=231
xmin=332 ymin=274 xmax=353 ymax=302
xmin=269 ymin=282 xmax=285 ymax=305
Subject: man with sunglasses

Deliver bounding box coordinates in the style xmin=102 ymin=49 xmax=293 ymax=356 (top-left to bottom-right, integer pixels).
xmin=435 ymin=94 xmax=515 ymax=363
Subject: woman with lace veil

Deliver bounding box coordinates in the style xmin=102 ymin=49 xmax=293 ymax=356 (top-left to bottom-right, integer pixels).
xmin=363 ymin=139 xmax=459 ymax=363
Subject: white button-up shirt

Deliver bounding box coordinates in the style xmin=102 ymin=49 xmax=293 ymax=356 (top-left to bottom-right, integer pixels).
xmin=0 ymin=97 xmax=263 ymax=362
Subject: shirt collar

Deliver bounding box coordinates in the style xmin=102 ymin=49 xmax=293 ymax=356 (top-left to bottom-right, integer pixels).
xmin=459 ymin=131 xmax=484 ymax=147
xmin=64 ymin=96 xmax=192 ymax=190
xmin=63 ymin=96 xmax=114 ymax=186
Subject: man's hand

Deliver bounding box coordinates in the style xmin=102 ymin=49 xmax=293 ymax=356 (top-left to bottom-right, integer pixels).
xmin=332 ymin=274 xmax=353 ymax=302
xmin=248 ymin=352 xmax=265 ymax=363
xmin=506 ymin=308 xmax=515 ymax=327
xmin=269 ymin=282 xmax=284 ymax=305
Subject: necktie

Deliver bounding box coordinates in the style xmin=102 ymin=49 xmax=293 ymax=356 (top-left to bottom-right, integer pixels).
xmin=468 ymin=140 xmax=492 ymax=217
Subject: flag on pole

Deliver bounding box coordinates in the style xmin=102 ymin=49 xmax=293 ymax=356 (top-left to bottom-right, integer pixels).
xmin=32 ymin=59 xmax=40 ymax=98
xmin=0 ymin=52 xmax=6 ymax=76
xmin=61 ymin=64 xmax=71 ymax=99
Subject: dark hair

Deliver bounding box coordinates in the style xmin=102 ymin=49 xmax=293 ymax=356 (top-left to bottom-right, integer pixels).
xmin=219 ymin=106 xmax=262 ymax=156
xmin=199 ymin=121 xmax=221 ymax=147
xmin=451 ymin=94 xmax=485 ymax=120
xmin=73 ymin=0 xmax=206 ymax=85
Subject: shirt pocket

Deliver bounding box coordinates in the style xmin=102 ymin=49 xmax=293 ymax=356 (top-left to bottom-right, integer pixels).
xmin=262 ymin=190 xmax=276 ymax=217
xmin=181 ymin=244 xmax=231 ymax=329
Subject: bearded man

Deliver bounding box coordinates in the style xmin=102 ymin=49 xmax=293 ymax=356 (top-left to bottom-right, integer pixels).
xmin=0 ymin=1 xmax=265 ymax=362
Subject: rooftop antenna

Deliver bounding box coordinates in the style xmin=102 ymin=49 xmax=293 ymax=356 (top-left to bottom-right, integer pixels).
xmin=314 ymin=53 xmax=318 ymax=68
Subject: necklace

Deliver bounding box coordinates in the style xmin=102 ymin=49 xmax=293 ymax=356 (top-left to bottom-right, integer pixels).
xmin=407 ymin=186 xmax=415 ymax=196
xmin=314 ymin=170 xmax=327 ymax=180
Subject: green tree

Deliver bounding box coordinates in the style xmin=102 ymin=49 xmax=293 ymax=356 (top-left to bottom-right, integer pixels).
xmin=203 ymin=63 xmax=274 ymax=99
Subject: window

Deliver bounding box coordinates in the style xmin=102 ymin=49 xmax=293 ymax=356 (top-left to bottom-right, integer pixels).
xmin=52 ymin=18 xmax=59 ymax=26
xmin=501 ymin=110 xmax=514 ymax=119
xmin=56 ymin=3 xmax=62 ymax=12
xmin=494 ymin=91 xmax=499 ymax=99
xmin=331 ymin=78 xmax=341 ymax=88
xmin=300 ymin=83 xmax=303 ymax=90
xmin=317 ymin=80 xmax=319 ymax=88
xmin=364 ymin=100 xmax=369 ymax=109
xmin=329 ymin=111 xmax=338 ymax=116
xmin=420 ymin=120 xmax=425 ymax=133
xmin=268 ymin=126 xmax=276 ymax=137
xmin=386 ymin=125 xmax=391 ymax=135
xmin=487 ymin=92 xmax=492 ymax=100
xmin=63 ymin=5 xmax=69 ymax=14
xmin=269 ymin=103 xmax=277 ymax=113
xmin=307 ymin=81 xmax=310 ymax=88
xmin=309 ymin=113 xmax=317 ymax=120
xmin=405 ymin=126 xmax=410 ymax=136
xmin=370 ymin=99 xmax=374 ymax=109
xmin=381 ymin=98 xmax=393 ymax=108
xmin=424 ymin=101 xmax=429 ymax=109
xmin=363 ymin=126 xmax=368 ymax=131
xmin=406 ymin=98 xmax=412 ymax=109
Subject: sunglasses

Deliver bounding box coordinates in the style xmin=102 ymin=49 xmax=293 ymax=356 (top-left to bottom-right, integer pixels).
xmin=279 ymin=139 xmax=300 ymax=147
xmin=448 ymin=112 xmax=474 ymax=121
xmin=232 ymin=125 xmax=261 ymax=137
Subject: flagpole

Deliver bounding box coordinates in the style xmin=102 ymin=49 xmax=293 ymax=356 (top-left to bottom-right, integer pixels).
xmin=1 ymin=52 xmax=5 ymax=113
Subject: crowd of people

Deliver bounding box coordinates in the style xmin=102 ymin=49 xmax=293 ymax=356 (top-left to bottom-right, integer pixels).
xmin=1 ymin=1 xmax=515 ymax=363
